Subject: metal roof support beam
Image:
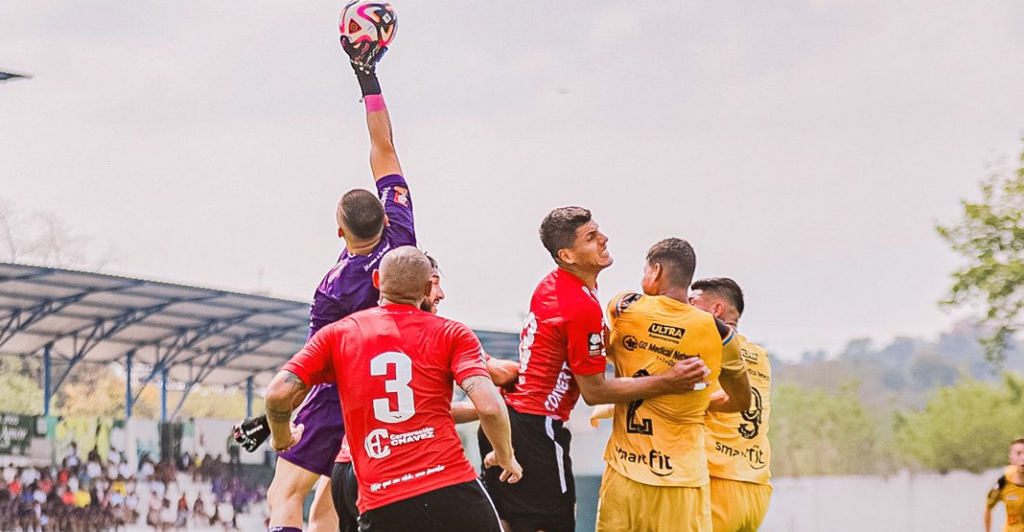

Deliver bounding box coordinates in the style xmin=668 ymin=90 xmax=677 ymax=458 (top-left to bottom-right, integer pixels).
xmin=49 ymin=302 xmax=178 ymax=395
xmin=131 ymin=313 xmax=260 ymax=392
xmin=246 ymin=376 xmax=254 ymax=418
xmin=168 ymin=327 xmax=295 ymax=417
xmin=0 ymin=291 xmax=93 ymax=350
xmin=43 ymin=343 xmax=52 ymax=417
xmin=161 ymin=367 xmax=169 ymax=423
xmin=171 ymin=324 xmax=297 ymax=368
xmin=125 ymin=350 xmax=134 ymax=420
xmin=169 ymin=381 xmax=195 ymax=422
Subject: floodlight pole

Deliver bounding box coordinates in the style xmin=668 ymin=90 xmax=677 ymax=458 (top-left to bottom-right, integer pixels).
xmin=161 ymin=367 xmax=169 ymax=422
xmin=246 ymin=376 xmax=254 ymax=418
xmin=43 ymin=343 xmax=52 ymax=416
xmin=125 ymin=350 xmax=134 ymax=420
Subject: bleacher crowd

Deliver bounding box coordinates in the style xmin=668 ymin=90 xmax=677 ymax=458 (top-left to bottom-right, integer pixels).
xmin=0 ymin=442 xmax=266 ymax=532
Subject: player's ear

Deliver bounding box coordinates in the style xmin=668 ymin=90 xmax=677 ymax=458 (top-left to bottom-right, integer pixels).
xmin=557 ymin=247 xmax=575 ymax=266
xmin=337 ymin=226 xmax=345 ymax=239
xmin=383 ymin=214 xmax=390 ymax=227
xmin=372 ymin=269 xmax=381 ymax=289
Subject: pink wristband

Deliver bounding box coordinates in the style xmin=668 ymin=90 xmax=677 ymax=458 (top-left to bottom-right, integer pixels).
xmin=364 ymin=94 xmax=386 ymax=113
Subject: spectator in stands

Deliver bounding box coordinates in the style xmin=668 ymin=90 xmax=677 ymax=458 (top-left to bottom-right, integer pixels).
xmin=175 ymin=493 xmax=189 ymax=528
xmin=65 ymin=442 xmax=80 ymax=469
xmin=159 ymin=498 xmax=175 ymax=532
xmin=192 ymin=495 xmax=208 ymax=526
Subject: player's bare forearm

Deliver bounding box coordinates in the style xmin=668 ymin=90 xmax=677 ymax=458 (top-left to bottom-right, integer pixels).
xmin=984 ymin=507 xmax=992 ymax=532
xmin=714 ymin=372 xmax=752 ymax=412
xmin=450 ymin=401 xmax=480 ymax=424
xmin=486 ymin=358 xmax=519 ymax=388
xmin=265 ymin=371 xmax=307 ymax=448
xmin=577 ymin=357 xmax=708 ymax=405
xmin=461 ymin=376 xmax=513 ymax=460
xmin=366 ymin=107 xmax=402 ymax=181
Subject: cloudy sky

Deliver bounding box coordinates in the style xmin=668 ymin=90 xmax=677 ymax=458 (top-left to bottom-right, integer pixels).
xmin=3 ymin=0 xmax=1024 ymax=361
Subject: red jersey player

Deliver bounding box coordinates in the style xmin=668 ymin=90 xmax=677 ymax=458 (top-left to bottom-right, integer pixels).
xmin=479 ymin=206 xmax=710 ymax=532
xmin=266 ymin=247 xmax=521 ymax=532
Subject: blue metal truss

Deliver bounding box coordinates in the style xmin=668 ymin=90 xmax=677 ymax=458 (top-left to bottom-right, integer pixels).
xmin=47 ymin=299 xmax=207 ymax=395
xmin=0 ymin=288 xmax=105 ymax=349
xmin=168 ymin=325 xmax=296 ymax=420
xmin=129 ymin=313 xmax=262 ymax=405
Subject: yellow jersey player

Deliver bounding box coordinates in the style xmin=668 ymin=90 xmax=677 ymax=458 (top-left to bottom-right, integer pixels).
xmin=596 ymin=238 xmax=751 ymax=532
xmin=986 ymin=439 xmax=1024 ymax=532
xmin=690 ymin=278 xmax=772 ymax=532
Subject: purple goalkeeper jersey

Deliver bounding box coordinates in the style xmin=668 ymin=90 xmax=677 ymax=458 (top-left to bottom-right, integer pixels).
xmin=278 ymin=173 xmax=415 ymax=476
xmin=308 ymin=173 xmax=416 ymax=338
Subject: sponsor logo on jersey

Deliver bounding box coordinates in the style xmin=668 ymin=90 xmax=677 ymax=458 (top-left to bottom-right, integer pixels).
xmin=544 ymin=361 xmax=573 ymax=412
xmin=622 ymin=335 xmax=639 ymax=351
xmin=393 ymin=186 xmax=409 ymax=206
xmin=614 ymin=446 xmax=675 ymax=477
xmin=588 ymin=332 xmax=604 ymax=356
xmin=714 ymin=441 xmax=768 ymax=470
xmin=648 ymin=323 xmax=686 ymax=340
xmin=364 ymin=427 xmax=436 ymax=459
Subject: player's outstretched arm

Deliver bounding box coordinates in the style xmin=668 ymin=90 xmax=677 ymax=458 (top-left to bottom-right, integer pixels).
xmin=461 ymin=376 xmax=522 ymax=483
xmin=576 ymin=356 xmax=710 ymax=406
xmin=342 ymin=34 xmax=402 ymax=182
xmin=364 ymin=99 xmax=402 ymax=181
xmin=264 ymin=370 xmax=309 ymax=453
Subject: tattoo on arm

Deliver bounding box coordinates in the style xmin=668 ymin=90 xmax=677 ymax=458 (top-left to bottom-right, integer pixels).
xmin=460 ymin=376 xmax=488 ymax=396
xmin=285 ymin=371 xmax=307 ymax=392
xmin=266 ymin=372 xmax=306 ymax=424
xmin=266 ymin=407 xmax=292 ymax=424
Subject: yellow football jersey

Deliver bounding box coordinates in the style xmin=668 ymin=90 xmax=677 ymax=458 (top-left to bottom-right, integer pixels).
xmin=705 ymin=333 xmax=772 ymax=485
xmin=603 ymin=291 xmax=745 ymax=488
xmin=988 ymin=469 xmax=1024 ymax=532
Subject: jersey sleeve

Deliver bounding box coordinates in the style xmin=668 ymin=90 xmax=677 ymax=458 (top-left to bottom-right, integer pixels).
xmin=447 ymin=322 xmax=490 ymax=384
xmin=987 ymin=475 xmax=1007 ymax=509
xmin=376 ymin=174 xmax=416 ymax=247
xmin=566 ymin=301 xmax=607 ymax=377
xmin=607 ymin=291 xmax=642 ymax=327
xmin=715 ymin=318 xmax=736 ymax=346
xmin=720 ymin=336 xmax=746 ymax=377
xmin=282 ymin=323 xmax=340 ymax=387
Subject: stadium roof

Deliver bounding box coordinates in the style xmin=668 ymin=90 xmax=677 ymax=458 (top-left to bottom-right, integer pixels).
xmin=0 ymin=263 xmax=518 ymax=415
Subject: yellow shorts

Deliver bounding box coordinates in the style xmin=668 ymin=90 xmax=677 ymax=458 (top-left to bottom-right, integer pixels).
xmin=596 ymin=467 xmax=711 ymax=532
xmin=709 ymin=477 xmax=772 ymax=532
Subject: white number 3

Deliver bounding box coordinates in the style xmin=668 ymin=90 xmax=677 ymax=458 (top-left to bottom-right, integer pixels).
xmin=370 ymin=352 xmax=415 ymax=423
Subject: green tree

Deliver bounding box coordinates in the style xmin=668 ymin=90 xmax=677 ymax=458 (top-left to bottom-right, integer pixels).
xmin=0 ymin=355 xmax=44 ymax=414
xmin=771 ymin=382 xmax=896 ymax=477
xmin=895 ymin=374 xmax=1024 ymax=473
xmin=937 ymin=140 xmax=1024 ymax=363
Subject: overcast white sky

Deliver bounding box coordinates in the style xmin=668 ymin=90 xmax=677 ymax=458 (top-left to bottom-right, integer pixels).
xmin=3 ymin=0 xmax=1024 ymax=361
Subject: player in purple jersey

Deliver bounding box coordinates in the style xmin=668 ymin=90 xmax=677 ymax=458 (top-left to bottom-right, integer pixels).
xmin=238 ymin=33 xmax=413 ymax=532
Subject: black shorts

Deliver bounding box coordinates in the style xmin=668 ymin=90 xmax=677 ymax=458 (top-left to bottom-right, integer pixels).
xmin=330 ymin=461 xmax=359 ymax=532
xmin=357 ymin=479 xmax=502 ymax=532
xmin=478 ymin=406 xmax=575 ymax=532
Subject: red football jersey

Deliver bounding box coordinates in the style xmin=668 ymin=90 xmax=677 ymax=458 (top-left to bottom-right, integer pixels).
xmin=503 ymin=268 xmax=607 ymax=422
xmin=282 ymin=304 xmax=489 ymax=512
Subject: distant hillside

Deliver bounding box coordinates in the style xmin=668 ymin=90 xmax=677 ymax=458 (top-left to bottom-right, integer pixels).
xmin=773 ymin=321 xmax=1023 ymax=409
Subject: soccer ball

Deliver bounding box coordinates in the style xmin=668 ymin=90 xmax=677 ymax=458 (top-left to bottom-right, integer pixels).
xmin=339 ymin=1 xmax=398 ymax=50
